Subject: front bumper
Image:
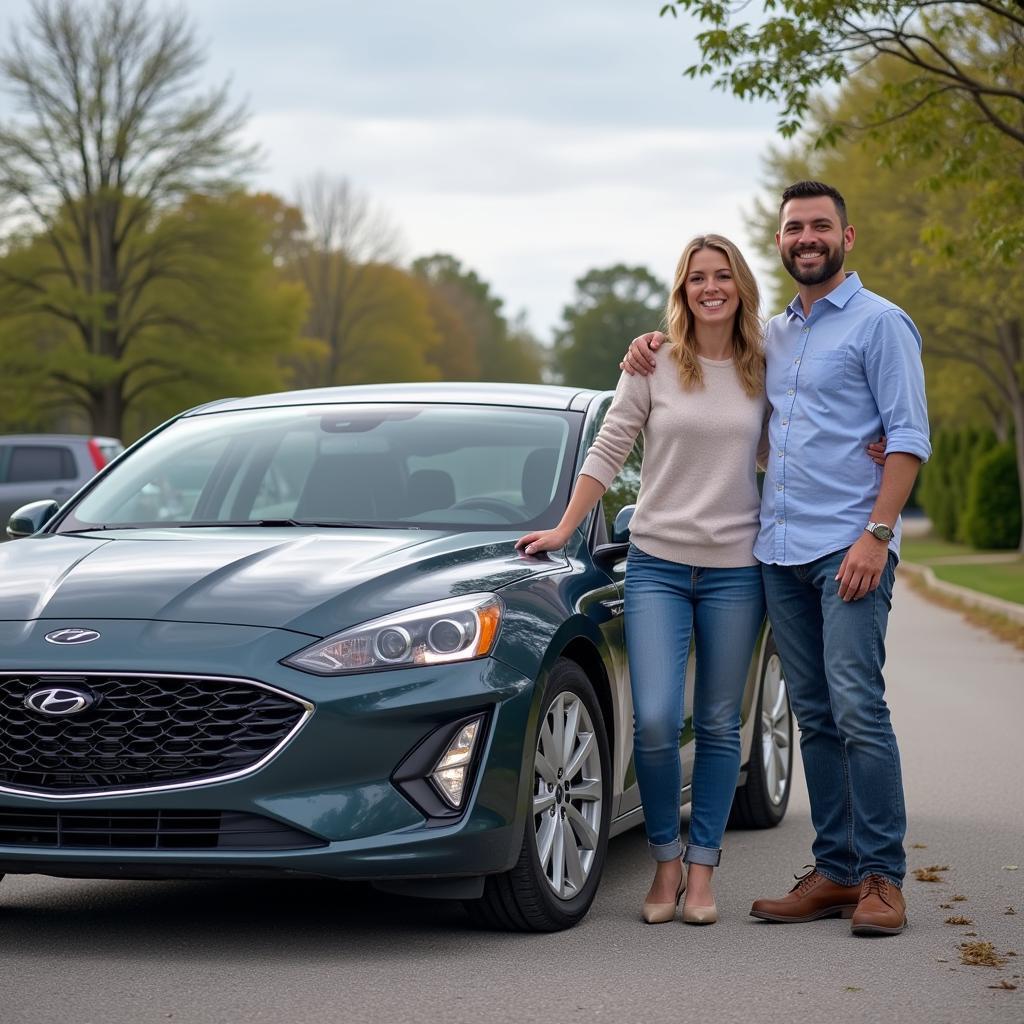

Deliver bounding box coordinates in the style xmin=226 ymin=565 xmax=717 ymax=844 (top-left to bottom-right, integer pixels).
xmin=0 ymin=619 xmax=537 ymax=882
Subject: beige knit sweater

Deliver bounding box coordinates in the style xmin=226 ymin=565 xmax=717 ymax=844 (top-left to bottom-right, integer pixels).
xmin=580 ymin=351 xmax=768 ymax=568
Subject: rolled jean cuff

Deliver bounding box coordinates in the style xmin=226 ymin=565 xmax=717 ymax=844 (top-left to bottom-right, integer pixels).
xmin=649 ymin=837 xmax=683 ymax=862
xmin=683 ymin=843 xmax=722 ymax=867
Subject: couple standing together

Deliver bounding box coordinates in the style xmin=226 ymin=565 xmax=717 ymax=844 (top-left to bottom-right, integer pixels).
xmin=517 ymin=180 xmax=931 ymax=935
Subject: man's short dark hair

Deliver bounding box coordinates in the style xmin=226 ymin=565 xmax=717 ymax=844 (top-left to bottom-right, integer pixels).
xmin=779 ymin=181 xmax=848 ymax=227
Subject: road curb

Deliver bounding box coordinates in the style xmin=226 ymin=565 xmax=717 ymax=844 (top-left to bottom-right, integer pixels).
xmin=898 ymin=560 xmax=1024 ymax=625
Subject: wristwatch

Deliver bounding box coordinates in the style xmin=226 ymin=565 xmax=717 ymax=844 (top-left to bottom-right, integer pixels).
xmin=865 ymin=521 xmax=894 ymax=542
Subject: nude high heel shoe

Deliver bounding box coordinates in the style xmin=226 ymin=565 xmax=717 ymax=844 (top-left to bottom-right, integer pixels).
xmin=681 ymin=894 xmax=718 ymax=925
xmin=641 ymin=863 xmax=687 ymax=924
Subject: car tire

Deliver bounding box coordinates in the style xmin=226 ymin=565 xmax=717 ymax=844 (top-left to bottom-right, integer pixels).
xmin=465 ymin=658 xmax=612 ymax=932
xmin=729 ymin=634 xmax=793 ymax=829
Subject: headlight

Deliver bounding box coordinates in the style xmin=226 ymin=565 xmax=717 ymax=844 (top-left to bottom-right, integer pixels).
xmin=283 ymin=594 xmax=504 ymax=676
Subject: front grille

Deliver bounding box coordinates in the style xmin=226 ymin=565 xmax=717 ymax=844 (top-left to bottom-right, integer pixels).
xmin=0 ymin=808 xmax=326 ymax=851
xmin=0 ymin=674 xmax=310 ymax=795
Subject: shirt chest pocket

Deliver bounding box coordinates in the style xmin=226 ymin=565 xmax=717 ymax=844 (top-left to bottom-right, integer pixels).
xmin=803 ymin=349 xmax=847 ymax=393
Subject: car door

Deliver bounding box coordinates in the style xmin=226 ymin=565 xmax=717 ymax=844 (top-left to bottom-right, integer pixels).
xmin=0 ymin=442 xmax=80 ymax=525
xmin=581 ymin=404 xmax=697 ymax=819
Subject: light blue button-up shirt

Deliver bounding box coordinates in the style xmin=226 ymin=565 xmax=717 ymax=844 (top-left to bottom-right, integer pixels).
xmin=754 ymin=272 xmax=931 ymax=566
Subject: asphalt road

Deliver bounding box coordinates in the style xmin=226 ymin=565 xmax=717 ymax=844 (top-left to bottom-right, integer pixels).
xmin=2 ymin=577 xmax=1022 ymax=1024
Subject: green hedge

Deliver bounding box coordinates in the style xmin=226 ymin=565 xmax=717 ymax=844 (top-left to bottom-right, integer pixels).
xmin=961 ymin=443 xmax=1022 ymax=550
xmin=919 ymin=427 xmax=998 ymax=542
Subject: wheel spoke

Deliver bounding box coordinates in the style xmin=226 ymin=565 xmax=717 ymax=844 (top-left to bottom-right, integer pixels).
xmin=536 ymin=812 xmax=556 ymax=870
xmin=562 ymin=819 xmax=585 ymax=890
xmin=551 ymin=813 xmax=565 ymax=892
xmin=535 ymin=747 xmax=558 ymax=785
xmin=562 ymin=698 xmax=581 ymax=768
xmin=564 ymin=730 xmax=594 ymax=781
xmin=569 ymin=777 xmax=601 ymax=803
xmin=766 ymin=746 xmax=778 ymax=796
xmin=566 ymin=803 xmax=598 ymax=850
xmin=533 ymin=790 xmax=556 ymax=815
xmin=550 ymin=695 xmax=565 ymax=773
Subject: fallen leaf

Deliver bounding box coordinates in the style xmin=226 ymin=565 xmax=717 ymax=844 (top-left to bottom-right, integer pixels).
xmin=945 ymin=916 xmax=973 ymax=925
xmin=1003 ymin=865 xmax=1019 ymax=871
xmin=988 ymin=980 xmax=1017 ymax=991
xmin=911 ymin=843 xmax=927 ymax=849
xmin=964 ymin=931 xmax=978 ymax=936
xmin=936 ymin=958 xmax=949 ymax=963
xmin=1006 ymin=907 xmax=1017 ymax=915
xmin=952 ymin=894 xmax=968 ymax=902
xmin=914 ymin=866 xmax=948 ymax=882
xmin=939 ymin=903 xmax=953 ymax=909
xmin=961 ymin=942 xmax=1009 ymax=968
xmin=843 ymin=987 xmax=862 ymax=992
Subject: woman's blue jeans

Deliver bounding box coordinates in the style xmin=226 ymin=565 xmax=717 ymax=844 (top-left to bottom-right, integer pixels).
xmin=624 ymin=545 xmax=765 ymax=866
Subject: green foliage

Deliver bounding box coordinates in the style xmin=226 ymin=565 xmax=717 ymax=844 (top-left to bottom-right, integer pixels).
xmin=663 ymin=1 xmax=1024 ymax=263
xmin=0 ymin=192 xmax=307 ymax=441
xmin=413 ymin=254 xmax=544 ymax=383
xmin=553 ymin=265 xmax=667 ymax=391
xmin=962 ymin=443 xmax=1022 ymax=550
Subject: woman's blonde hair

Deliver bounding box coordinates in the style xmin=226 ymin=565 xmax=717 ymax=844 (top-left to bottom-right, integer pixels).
xmin=665 ymin=234 xmax=764 ymax=398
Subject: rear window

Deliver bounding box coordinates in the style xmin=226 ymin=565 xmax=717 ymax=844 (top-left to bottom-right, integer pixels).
xmin=6 ymin=445 xmax=77 ymax=483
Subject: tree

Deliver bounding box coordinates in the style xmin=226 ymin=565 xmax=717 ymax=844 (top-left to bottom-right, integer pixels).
xmin=661 ymin=2 xmax=1024 ymax=260
xmin=0 ymin=192 xmax=307 ymax=439
xmin=283 ymin=174 xmax=412 ymax=386
xmin=553 ymin=265 xmax=667 ymax=391
xmin=0 ymin=0 xmax=260 ymax=437
xmin=413 ymin=254 xmax=544 ymax=383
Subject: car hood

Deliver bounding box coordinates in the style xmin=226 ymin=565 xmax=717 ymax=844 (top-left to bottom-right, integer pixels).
xmin=0 ymin=529 xmax=567 ymax=637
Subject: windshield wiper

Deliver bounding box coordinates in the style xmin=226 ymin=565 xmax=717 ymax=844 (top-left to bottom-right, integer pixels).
xmin=61 ymin=518 xmax=402 ymax=532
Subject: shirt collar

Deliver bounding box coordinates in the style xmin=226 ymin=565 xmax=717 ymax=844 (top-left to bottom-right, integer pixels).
xmin=785 ymin=271 xmax=863 ymax=323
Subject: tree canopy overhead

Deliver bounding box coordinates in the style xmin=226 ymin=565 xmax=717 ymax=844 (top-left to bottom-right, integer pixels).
xmin=660 ymin=1 xmax=1023 ymax=144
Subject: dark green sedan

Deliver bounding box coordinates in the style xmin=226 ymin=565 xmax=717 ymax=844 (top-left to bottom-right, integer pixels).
xmin=0 ymin=383 xmax=792 ymax=930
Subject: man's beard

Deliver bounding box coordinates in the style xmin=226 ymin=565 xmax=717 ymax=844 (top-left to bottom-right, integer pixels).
xmin=781 ymin=244 xmax=844 ymax=285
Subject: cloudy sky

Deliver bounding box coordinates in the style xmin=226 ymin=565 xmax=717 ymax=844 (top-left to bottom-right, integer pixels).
xmin=2 ymin=0 xmax=784 ymax=337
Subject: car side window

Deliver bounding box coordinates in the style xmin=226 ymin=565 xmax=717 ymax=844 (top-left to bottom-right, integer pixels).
xmin=601 ymin=436 xmax=643 ymax=538
xmin=7 ymin=445 xmax=77 ymax=483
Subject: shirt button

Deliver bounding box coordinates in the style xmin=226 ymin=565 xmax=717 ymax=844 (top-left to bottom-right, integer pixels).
xmin=776 ymin=483 xmax=784 ymax=491
xmin=781 ymin=419 xmax=789 ymax=425
xmin=777 ymin=450 xmax=785 ymax=457
xmin=787 ymin=389 xmax=794 ymax=396
xmin=802 ymin=327 xmax=809 ymax=333
xmin=777 ymin=517 xmax=784 ymax=525
xmin=794 ymin=357 xmax=800 ymax=364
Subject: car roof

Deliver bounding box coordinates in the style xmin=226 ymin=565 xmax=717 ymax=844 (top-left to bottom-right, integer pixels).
xmin=185 ymin=382 xmax=604 ymax=415
xmin=0 ymin=434 xmax=121 ymax=444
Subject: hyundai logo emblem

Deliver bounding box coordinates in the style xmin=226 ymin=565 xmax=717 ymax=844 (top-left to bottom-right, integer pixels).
xmin=24 ymin=686 xmax=97 ymax=716
xmin=44 ymin=628 xmax=102 ymax=645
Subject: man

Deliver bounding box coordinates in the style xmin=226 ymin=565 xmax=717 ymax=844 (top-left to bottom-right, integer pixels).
xmin=621 ymin=181 xmax=930 ymax=935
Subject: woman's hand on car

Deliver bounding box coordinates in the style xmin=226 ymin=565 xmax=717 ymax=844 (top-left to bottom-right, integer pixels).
xmin=516 ymin=528 xmax=570 ymax=556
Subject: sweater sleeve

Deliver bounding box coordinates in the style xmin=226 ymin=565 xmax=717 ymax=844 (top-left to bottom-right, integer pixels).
xmin=578 ymin=370 xmax=650 ymax=489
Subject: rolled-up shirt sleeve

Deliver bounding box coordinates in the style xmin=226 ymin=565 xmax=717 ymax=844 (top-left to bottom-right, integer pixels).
xmin=578 ymin=370 xmax=650 ymax=488
xmin=864 ymin=309 xmax=932 ymax=463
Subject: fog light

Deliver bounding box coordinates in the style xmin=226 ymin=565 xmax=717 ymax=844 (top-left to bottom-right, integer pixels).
xmin=430 ymin=718 xmax=482 ymax=808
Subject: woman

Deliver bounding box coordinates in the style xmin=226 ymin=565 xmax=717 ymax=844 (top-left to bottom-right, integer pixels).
xmin=517 ymin=234 xmax=767 ymax=925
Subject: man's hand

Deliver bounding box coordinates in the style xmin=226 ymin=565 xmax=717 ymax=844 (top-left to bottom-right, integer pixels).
xmin=619 ymin=331 xmax=666 ymax=376
xmin=835 ymin=534 xmax=890 ymax=601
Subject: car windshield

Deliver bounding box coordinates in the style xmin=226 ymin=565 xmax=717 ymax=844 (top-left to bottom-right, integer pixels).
xmin=59 ymin=404 xmax=581 ymax=532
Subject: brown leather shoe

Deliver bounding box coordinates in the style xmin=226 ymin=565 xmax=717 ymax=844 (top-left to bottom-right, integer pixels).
xmin=851 ymin=874 xmax=907 ymax=936
xmin=750 ymin=867 xmax=861 ymax=923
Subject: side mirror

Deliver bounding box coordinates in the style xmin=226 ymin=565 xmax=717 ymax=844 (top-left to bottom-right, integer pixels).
xmin=7 ymin=499 xmax=60 ymax=539
xmin=611 ymin=505 xmax=635 ymax=545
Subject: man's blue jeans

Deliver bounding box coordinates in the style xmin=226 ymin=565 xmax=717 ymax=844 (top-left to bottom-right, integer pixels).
xmin=762 ymin=547 xmax=906 ymax=887
xmin=624 ymin=545 xmax=765 ymax=866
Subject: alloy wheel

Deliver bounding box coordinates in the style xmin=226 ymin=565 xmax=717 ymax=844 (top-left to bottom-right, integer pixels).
xmin=532 ymin=691 xmax=603 ymax=900
xmin=760 ymin=653 xmax=792 ymax=805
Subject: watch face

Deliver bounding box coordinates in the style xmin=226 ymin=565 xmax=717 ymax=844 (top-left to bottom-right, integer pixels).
xmin=873 ymin=524 xmax=894 ymax=541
